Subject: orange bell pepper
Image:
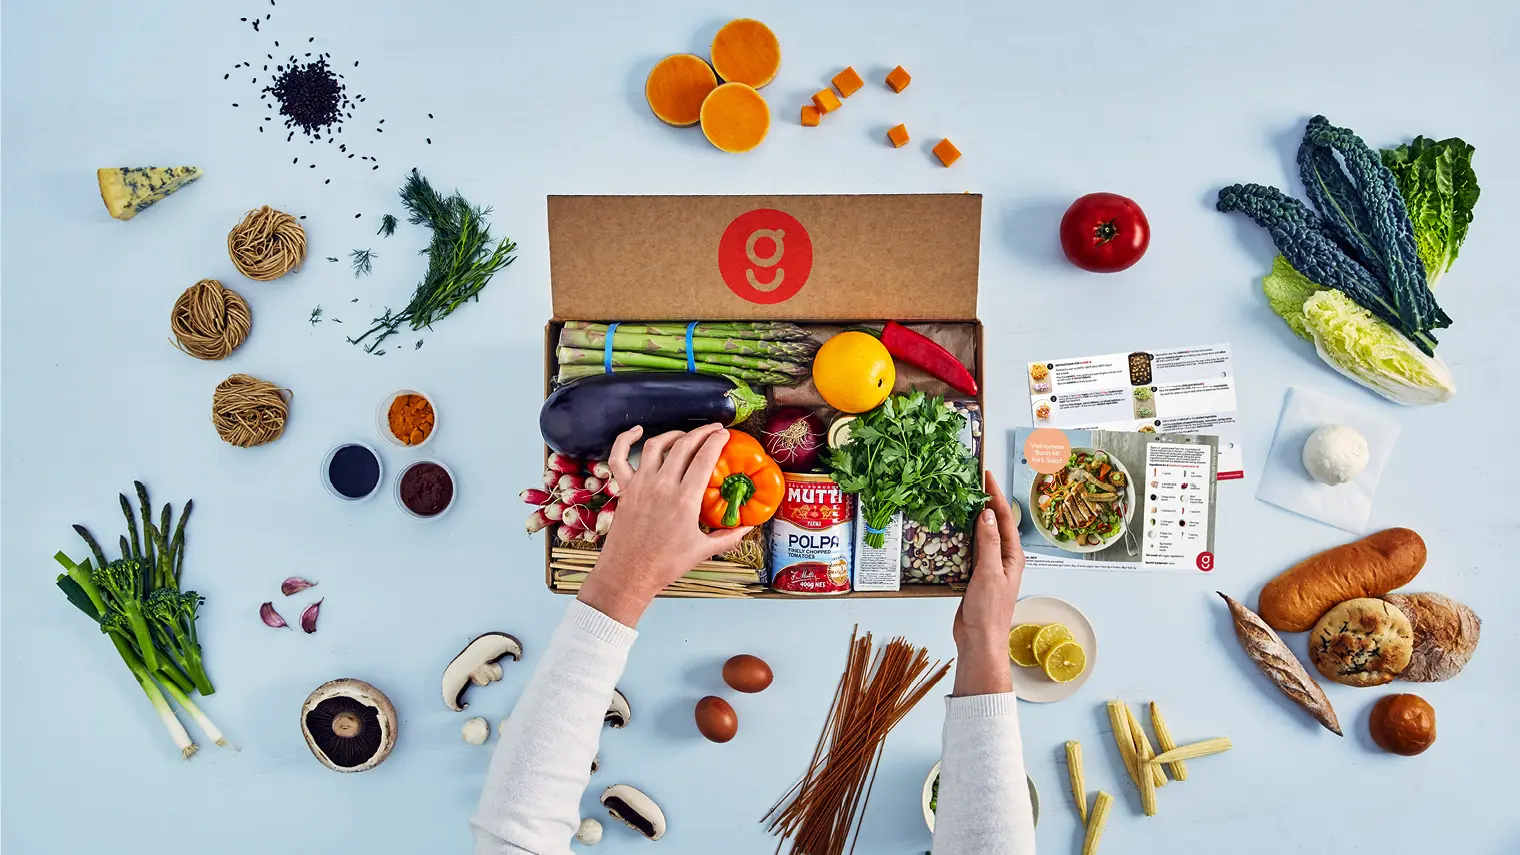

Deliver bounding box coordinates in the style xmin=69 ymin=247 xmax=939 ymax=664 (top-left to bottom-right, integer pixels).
xmin=700 ymin=431 xmax=784 ymax=528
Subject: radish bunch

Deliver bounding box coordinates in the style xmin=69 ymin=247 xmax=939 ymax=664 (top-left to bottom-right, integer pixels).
xmin=523 ymin=452 xmax=621 ymax=547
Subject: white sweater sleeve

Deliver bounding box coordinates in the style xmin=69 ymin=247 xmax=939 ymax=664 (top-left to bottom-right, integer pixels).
xmin=471 ymin=600 xmax=637 ymax=855
xmin=931 ymin=693 xmax=1037 ymax=854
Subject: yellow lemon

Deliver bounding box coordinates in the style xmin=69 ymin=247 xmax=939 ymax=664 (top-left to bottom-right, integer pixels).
xmin=1008 ymin=624 xmax=1043 ymax=668
xmin=1042 ymin=640 xmax=1086 ymax=683
xmin=811 ymin=331 xmax=895 ymax=413
xmin=1032 ymin=623 xmax=1073 ymax=665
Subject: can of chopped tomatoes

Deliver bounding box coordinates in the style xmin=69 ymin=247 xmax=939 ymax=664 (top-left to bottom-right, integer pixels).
xmin=769 ymin=472 xmax=853 ymax=595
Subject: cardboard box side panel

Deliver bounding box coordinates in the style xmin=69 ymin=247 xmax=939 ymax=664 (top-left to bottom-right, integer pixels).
xmin=547 ymin=195 xmax=980 ymax=322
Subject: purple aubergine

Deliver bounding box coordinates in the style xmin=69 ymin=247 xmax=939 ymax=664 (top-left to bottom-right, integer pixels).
xmin=539 ymin=373 xmax=766 ymax=459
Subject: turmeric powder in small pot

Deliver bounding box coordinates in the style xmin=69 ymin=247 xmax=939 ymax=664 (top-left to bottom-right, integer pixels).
xmin=387 ymin=394 xmax=435 ymax=446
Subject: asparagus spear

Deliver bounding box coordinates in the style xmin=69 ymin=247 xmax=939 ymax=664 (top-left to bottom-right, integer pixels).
xmin=120 ymin=494 xmax=141 ymax=561
xmin=559 ymin=328 xmax=818 ymax=361
xmin=555 ymin=363 xmax=796 ymax=386
xmin=136 ymin=482 xmax=154 ymax=575
xmin=557 ymin=346 xmax=809 ymax=377
xmin=169 ymin=499 xmax=192 ymax=587
xmin=562 ymin=320 xmax=813 ymax=342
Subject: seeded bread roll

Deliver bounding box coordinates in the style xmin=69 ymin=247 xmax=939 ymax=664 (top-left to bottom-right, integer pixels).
xmin=1309 ymin=598 xmax=1413 ymax=687
xmin=1258 ymin=529 xmax=1426 ymax=632
xmin=1381 ymin=593 xmax=1480 ymax=682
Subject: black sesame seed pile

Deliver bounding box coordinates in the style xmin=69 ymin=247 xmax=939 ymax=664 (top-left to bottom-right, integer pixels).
xmin=266 ymin=55 xmax=352 ymax=138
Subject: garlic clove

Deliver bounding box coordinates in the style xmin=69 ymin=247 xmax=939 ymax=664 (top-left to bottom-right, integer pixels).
xmin=301 ymin=599 xmax=323 ymax=634
xmin=281 ymin=577 xmax=318 ymax=596
xmin=261 ymin=602 xmax=289 ymax=629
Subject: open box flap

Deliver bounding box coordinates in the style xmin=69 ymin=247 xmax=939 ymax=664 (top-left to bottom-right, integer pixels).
xmin=548 ymin=194 xmax=981 ymax=321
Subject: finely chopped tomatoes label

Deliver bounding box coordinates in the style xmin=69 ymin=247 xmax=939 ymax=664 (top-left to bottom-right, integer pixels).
xmin=717 ymin=209 xmax=813 ymax=305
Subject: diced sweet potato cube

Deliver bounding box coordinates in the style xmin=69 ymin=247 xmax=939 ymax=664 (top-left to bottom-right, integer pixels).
xmin=887 ymin=124 xmax=910 ymax=148
xmin=933 ymin=138 xmax=961 ymax=167
xmin=812 ymin=88 xmax=842 ymax=114
xmin=885 ymin=65 xmax=912 ymax=93
xmin=832 ymin=66 xmax=864 ymax=98
xmin=801 ymin=105 xmax=821 ymax=127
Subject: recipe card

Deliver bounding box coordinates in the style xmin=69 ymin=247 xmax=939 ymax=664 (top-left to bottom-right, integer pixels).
xmin=1011 ymin=428 xmax=1219 ymax=573
xmin=1026 ymin=343 xmax=1245 ymax=479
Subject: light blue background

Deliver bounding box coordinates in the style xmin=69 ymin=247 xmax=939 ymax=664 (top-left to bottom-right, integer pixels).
xmin=4 ymin=1 xmax=1517 ymax=852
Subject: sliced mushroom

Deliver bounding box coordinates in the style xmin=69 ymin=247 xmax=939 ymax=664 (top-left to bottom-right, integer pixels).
xmin=600 ymin=784 xmax=666 ymax=841
xmin=590 ymin=754 xmax=601 ymax=775
xmin=442 ymin=632 xmax=523 ymax=711
xmin=604 ymin=688 xmax=631 ymax=728
xmin=300 ymin=678 xmax=398 ymax=773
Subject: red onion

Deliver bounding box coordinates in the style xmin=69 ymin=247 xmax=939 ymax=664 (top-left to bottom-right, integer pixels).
xmin=761 ymin=408 xmax=825 ymax=471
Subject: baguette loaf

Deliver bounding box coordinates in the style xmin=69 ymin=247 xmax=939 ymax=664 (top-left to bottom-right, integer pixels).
xmin=1258 ymin=528 xmax=1426 ymax=632
xmin=1219 ymin=592 xmax=1343 ymax=736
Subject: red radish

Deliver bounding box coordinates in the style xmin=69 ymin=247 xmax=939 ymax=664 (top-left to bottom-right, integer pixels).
xmin=543 ymin=501 xmax=567 ymax=522
xmin=761 ymin=408 xmax=826 ymax=471
xmin=541 ymin=469 xmax=560 ymax=489
xmin=555 ymin=525 xmax=579 ymax=545
xmin=557 ymin=473 xmax=586 ymax=492
xmin=600 ymin=497 xmax=618 ymax=513
xmin=584 ymin=475 xmax=604 ymax=494
xmin=562 ymin=505 xmax=593 ymax=531
xmin=596 ymin=505 xmax=615 ymax=535
xmin=590 ymin=460 xmax=611 ymax=479
xmin=526 ymin=508 xmax=551 ymax=534
xmin=604 ymin=477 xmax=623 ymax=498
xmin=520 ymin=488 xmax=553 ymax=505
xmin=559 ymin=488 xmax=595 ymax=506
xmin=546 ymin=452 xmax=582 ymax=475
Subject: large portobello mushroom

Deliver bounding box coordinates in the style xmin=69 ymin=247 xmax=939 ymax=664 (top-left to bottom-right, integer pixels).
xmin=539 ymin=372 xmax=766 ymax=459
xmin=300 ymin=678 xmax=399 ymax=772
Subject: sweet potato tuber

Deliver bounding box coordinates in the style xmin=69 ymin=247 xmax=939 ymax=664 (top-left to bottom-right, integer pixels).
xmin=887 ymin=124 xmax=909 ymax=148
xmin=885 ymin=65 xmax=912 ymax=93
xmin=700 ymin=83 xmax=770 ymax=153
xmin=710 ymin=19 xmax=781 ymax=88
xmin=801 ymin=105 xmax=821 ymax=127
xmin=832 ymin=66 xmax=864 ymax=98
xmin=646 ymin=54 xmax=718 ymax=127
xmin=812 ymin=89 xmax=841 ymax=114
xmin=933 ymin=138 xmax=961 ymax=167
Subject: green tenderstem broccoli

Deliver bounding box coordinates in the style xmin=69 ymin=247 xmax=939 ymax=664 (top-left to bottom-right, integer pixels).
xmin=91 ymin=558 xmax=160 ymax=672
xmin=145 ymin=588 xmax=214 ymax=696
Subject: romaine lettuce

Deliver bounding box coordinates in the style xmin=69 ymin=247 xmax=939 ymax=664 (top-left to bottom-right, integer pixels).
xmin=1381 ymin=136 xmax=1479 ymax=289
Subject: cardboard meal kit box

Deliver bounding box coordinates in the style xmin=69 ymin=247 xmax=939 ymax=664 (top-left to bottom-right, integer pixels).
xmin=544 ymin=193 xmax=985 ymax=599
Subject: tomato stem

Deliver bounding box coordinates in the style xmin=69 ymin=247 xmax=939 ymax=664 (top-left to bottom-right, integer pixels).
xmin=1093 ymin=218 xmax=1120 ymax=245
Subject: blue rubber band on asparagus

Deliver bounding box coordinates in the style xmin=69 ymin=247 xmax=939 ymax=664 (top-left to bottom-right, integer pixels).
xmin=685 ymin=322 xmax=697 ymax=373
xmin=603 ymin=322 xmax=620 ymax=374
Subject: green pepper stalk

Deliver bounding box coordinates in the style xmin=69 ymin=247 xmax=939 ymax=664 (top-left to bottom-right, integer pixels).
xmin=718 ymin=474 xmax=757 ymax=528
xmin=91 ymin=558 xmax=160 ymax=672
xmin=145 ymin=588 xmax=214 ymax=696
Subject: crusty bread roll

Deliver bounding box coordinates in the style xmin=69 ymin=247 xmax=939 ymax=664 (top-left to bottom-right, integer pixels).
xmin=1381 ymin=593 xmax=1480 ymax=682
xmin=1258 ymin=529 xmax=1426 ymax=632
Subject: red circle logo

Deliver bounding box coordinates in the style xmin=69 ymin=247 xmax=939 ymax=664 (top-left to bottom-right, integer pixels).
xmin=718 ymin=209 xmax=813 ymax=304
xmin=1196 ymin=552 xmax=1215 ymax=572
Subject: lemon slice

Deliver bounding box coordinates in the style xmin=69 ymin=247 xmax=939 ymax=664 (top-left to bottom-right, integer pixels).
xmin=1032 ymin=624 xmax=1073 ymax=665
xmin=1042 ymin=640 xmax=1086 ymax=683
xmin=1008 ymin=624 xmax=1043 ymax=667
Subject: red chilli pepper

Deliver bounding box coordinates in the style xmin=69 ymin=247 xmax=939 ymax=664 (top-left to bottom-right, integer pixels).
xmin=879 ymin=322 xmax=978 ymax=396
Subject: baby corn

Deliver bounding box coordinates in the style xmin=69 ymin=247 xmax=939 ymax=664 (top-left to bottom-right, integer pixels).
xmin=1107 ymin=701 xmax=1141 ymax=788
xmin=1082 ymin=791 xmax=1114 ymax=855
xmin=1066 ymin=740 xmax=1087 ymax=823
xmin=1126 ymin=703 xmax=1167 ymax=789
xmin=1150 ymin=702 xmax=1188 ymax=781
xmin=1151 ymin=737 xmax=1233 ymax=766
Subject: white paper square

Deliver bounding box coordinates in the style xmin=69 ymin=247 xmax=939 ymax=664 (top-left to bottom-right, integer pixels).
xmin=1256 ymin=387 xmax=1401 ymax=534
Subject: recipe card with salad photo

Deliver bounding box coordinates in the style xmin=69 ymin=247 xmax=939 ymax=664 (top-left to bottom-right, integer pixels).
xmin=1012 ymin=427 xmax=1219 ymax=573
xmin=1027 ymin=343 xmax=1245 ymax=479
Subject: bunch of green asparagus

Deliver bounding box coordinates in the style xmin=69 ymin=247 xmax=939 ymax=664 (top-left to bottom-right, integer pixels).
xmin=555 ymin=321 xmax=818 ymax=386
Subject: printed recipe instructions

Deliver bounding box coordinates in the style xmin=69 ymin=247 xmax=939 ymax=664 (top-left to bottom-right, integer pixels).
xmin=1027 ymin=344 xmax=1245 ymax=479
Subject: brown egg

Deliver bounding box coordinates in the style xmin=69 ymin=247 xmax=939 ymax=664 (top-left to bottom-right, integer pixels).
xmin=722 ymin=654 xmax=774 ymax=694
xmin=694 ymin=696 xmax=738 ymax=743
xmin=1369 ymin=694 xmax=1436 ymax=756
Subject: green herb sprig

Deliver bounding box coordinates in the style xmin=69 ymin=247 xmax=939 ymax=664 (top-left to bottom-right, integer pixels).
xmin=827 ymin=392 xmax=987 ymax=548
xmin=349 ymin=169 xmax=516 ymax=353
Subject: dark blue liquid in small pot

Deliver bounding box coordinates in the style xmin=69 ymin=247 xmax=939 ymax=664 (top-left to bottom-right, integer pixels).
xmin=328 ymin=444 xmax=380 ymax=499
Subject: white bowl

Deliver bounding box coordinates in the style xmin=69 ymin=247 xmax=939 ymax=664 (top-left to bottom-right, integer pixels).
xmin=923 ymin=761 xmax=1038 ymax=832
xmin=1009 ymin=595 xmax=1099 ymax=703
xmin=394 ymin=458 xmax=456 ymax=520
xmin=376 ymin=389 xmax=438 ymax=449
xmin=320 ymin=442 xmax=384 ymax=503
xmin=1028 ymin=447 xmax=1134 ymax=554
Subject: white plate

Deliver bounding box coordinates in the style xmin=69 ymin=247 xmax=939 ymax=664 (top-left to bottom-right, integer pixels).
xmin=1028 ymin=448 xmax=1134 ymax=553
xmin=923 ymin=761 xmax=1038 ymax=832
xmin=1009 ymin=595 xmax=1097 ymax=703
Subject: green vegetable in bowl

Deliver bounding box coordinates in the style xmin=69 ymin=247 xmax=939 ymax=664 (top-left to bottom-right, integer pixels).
xmin=1263 ymin=257 xmax=1455 ymax=406
xmin=1133 ymin=387 xmax=1152 ymax=401
xmin=1381 ymin=136 xmax=1479 ymax=291
xmin=930 ymin=774 xmax=939 ymax=813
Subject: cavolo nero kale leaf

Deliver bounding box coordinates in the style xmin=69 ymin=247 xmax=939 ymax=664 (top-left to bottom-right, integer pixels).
xmin=828 ymin=392 xmax=987 ymax=548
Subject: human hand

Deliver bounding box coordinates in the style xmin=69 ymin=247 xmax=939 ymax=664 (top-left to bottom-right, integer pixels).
xmin=951 ymin=470 xmax=1026 ymax=696
xmin=577 ymin=423 xmax=753 ymax=627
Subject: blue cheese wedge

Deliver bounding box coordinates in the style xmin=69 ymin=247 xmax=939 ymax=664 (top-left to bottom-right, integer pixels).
xmin=97 ymin=166 xmax=203 ymax=220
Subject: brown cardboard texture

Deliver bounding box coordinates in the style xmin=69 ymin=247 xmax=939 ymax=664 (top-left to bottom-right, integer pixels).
xmin=547 ymin=194 xmax=980 ymax=321
xmin=543 ymin=194 xmax=984 ymax=600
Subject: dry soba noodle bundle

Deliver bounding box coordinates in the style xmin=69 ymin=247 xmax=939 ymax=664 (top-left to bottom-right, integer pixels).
xmin=211 ymin=374 xmax=290 ymax=448
xmin=227 ymin=205 xmax=306 ymax=281
xmin=170 ymin=279 xmax=251 ymax=360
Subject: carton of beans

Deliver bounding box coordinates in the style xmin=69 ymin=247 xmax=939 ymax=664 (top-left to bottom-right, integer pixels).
xmin=769 ymin=472 xmax=853 ymax=595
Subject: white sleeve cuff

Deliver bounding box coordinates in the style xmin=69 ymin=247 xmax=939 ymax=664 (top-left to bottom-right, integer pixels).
xmin=564 ymin=599 xmax=639 ymax=650
xmin=944 ymin=692 xmax=1020 ymax=719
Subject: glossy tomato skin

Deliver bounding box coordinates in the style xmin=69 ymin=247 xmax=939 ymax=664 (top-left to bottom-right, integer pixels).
xmin=1059 ymin=193 xmax=1150 ymax=273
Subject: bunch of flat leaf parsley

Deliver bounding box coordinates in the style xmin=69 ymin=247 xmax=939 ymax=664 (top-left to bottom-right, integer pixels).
xmin=827 ymin=392 xmax=988 ymax=548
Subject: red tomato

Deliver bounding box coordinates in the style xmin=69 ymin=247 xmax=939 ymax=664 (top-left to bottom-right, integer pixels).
xmin=1059 ymin=193 xmax=1150 ymax=273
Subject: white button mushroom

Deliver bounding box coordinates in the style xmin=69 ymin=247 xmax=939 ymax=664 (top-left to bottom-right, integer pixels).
xmin=461 ymin=716 xmax=490 ymax=745
xmin=1302 ymin=424 xmax=1370 ymax=486
xmin=575 ymin=817 xmax=604 ymax=845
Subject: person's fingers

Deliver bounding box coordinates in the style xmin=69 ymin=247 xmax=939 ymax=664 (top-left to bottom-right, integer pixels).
xmin=681 ymin=428 xmax=730 ymax=496
xmin=608 ymin=426 xmax=643 ymax=486
xmin=638 ymin=430 xmax=687 ymax=478
xmin=703 ymin=525 xmax=754 ymax=557
xmin=973 ymin=507 xmax=1006 ymax=578
xmin=984 ymin=471 xmax=1021 ymax=566
xmin=662 ymin=423 xmax=725 ymax=482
